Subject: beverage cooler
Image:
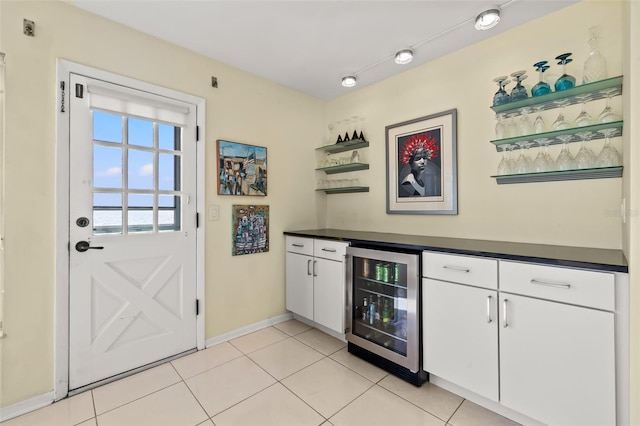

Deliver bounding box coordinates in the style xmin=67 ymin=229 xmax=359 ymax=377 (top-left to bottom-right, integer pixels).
xmin=346 ymin=246 xmax=426 ymax=386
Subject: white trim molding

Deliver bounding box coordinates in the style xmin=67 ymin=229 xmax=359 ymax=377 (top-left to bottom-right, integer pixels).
xmin=205 ymin=313 xmax=293 ymax=348
xmin=0 ymin=392 xmax=54 ymax=422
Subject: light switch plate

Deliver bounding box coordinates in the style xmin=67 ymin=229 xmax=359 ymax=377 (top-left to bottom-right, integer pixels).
xmin=208 ymin=205 xmax=220 ymax=221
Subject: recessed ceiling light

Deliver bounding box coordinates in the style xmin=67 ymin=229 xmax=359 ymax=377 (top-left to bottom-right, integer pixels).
xmin=341 ymin=76 xmax=357 ymax=88
xmin=475 ymin=7 xmax=501 ymax=31
xmin=394 ymin=49 xmax=414 ymax=65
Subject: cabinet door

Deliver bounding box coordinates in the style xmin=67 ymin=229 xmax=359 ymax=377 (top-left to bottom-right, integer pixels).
xmin=313 ymin=257 xmax=345 ymax=334
xmin=423 ymin=279 xmax=499 ymax=401
xmin=285 ymin=251 xmax=313 ymax=320
xmin=499 ymin=294 xmax=615 ymax=426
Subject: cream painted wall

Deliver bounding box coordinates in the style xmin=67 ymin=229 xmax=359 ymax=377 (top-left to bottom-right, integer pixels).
xmin=325 ymin=0 xmax=624 ymax=250
xmin=0 ymin=0 xmax=323 ymax=407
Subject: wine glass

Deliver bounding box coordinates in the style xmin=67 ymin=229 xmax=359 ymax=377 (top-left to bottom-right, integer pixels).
xmin=551 ymin=101 xmax=571 ymax=131
xmin=514 ymin=142 xmax=532 ymax=174
xmin=596 ymin=128 xmax=622 ymax=167
xmin=598 ymin=89 xmax=622 ymax=123
xmin=510 ymin=71 xmax=529 ymax=102
xmin=518 ymin=108 xmax=533 ymax=136
xmin=532 ymin=106 xmax=546 ymax=133
xmin=326 ymin=121 xmax=336 ymax=146
xmin=506 ymin=112 xmax=519 ymax=138
xmin=493 ymin=76 xmax=511 ymax=106
xmin=574 ymin=132 xmax=596 ymax=169
xmin=532 ymin=61 xmax=552 ymax=97
xmin=497 ymin=145 xmax=512 ymax=175
xmin=555 ymin=134 xmax=576 ymax=171
xmin=495 ymin=113 xmax=506 ymax=139
xmin=554 ymin=53 xmax=576 ymax=91
xmin=532 ymin=138 xmax=554 ymax=172
xmin=573 ymin=97 xmax=593 ymax=127
xmin=506 ymin=144 xmax=517 ymax=172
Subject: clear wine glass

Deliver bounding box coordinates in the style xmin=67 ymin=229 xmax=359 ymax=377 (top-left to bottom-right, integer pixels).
xmin=506 ymin=144 xmax=517 ymax=172
xmin=326 ymin=121 xmax=336 ymax=145
xmin=555 ymin=134 xmax=576 ymax=171
xmin=532 ymin=138 xmax=554 ymax=172
xmin=555 ymin=53 xmax=576 ymax=91
xmin=514 ymin=142 xmax=532 ymax=174
xmin=493 ymin=76 xmax=511 ymax=106
xmin=551 ymin=101 xmax=571 ymax=131
xmin=533 ymin=105 xmax=546 ymax=134
xmin=518 ymin=108 xmax=533 ymax=136
xmin=506 ymin=112 xmax=519 ymax=138
xmin=532 ymin=61 xmax=552 ymax=97
xmin=596 ymin=128 xmax=622 ymax=167
xmin=574 ymin=132 xmax=596 ymax=169
xmin=497 ymin=145 xmax=512 ymax=175
xmin=510 ymin=71 xmax=529 ymax=102
xmin=598 ymin=89 xmax=622 ymax=123
xmin=574 ymin=96 xmax=593 ymax=127
xmin=495 ymin=113 xmax=506 ymax=139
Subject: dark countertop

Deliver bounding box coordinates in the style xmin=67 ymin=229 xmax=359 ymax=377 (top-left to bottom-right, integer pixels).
xmin=283 ymin=229 xmax=628 ymax=273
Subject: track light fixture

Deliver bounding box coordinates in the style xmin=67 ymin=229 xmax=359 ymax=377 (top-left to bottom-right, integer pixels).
xmin=475 ymin=6 xmax=501 ymax=31
xmin=341 ymin=75 xmax=357 ymax=88
xmin=394 ymin=49 xmax=414 ymax=65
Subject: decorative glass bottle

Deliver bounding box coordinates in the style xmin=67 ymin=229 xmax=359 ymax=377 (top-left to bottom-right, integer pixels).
xmin=583 ymin=26 xmax=607 ymax=84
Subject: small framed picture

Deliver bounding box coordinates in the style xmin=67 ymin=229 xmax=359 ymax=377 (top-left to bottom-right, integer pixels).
xmin=231 ymin=205 xmax=269 ymax=256
xmin=217 ymin=140 xmax=267 ymax=196
xmin=385 ymin=109 xmax=458 ymax=215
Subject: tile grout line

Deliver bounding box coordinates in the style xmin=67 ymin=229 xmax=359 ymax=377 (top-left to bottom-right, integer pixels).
xmin=168 ymin=361 xmax=212 ymax=424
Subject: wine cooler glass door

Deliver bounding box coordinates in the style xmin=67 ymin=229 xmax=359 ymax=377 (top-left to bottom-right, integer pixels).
xmin=352 ymin=257 xmax=409 ymax=355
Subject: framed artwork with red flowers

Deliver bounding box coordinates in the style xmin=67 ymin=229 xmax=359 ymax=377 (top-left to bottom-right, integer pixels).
xmin=385 ymin=109 xmax=457 ymax=214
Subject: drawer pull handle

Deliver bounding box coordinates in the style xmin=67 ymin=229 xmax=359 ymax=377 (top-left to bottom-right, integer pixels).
xmin=321 ymin=248 xmax=337 ymax=253
xmin=292 ymin=243 xmax=305 ymax=248
xmin=486 ymin=295 xmax=493 ymax=323
xmin=443 ymin=265 xmax=470 ymax=273
xmin=530 ymin=278 xmax=571 ymax=289
xmin=502 ymin=299 xmax=508 ymax=328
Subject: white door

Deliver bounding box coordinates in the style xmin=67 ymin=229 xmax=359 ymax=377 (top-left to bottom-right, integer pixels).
xmin=68 ymin=74 xmax=198 ymax=390
xmin=285 ymin=251 xmax=314 ymax=320
xmin=313 ymin=257 xmax=345 ymax=334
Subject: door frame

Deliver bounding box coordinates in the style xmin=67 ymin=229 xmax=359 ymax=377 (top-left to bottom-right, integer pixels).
xmin=54 ymin=59 xmax=206 ymax=400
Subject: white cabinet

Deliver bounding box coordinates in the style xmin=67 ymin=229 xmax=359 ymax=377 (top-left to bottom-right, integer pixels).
xmin=422 ymin=252 xmax=499 ymax=401
xmin=499 ymin=261 xmax=616 ymax=426
xmin=285 ymin=236 xmax=348 ymax=334
xmin=422 ymin=254 xmax=617 ymax=426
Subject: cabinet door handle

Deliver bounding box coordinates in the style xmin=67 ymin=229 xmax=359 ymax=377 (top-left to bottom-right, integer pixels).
xmin=307 ymin=259 xmax=312 ymax=276
xmin=486 ymin=295 xmax=493 ymax=323
xmin=321 ymin=248 xmax=337 ymax=253
xmin=502 ymin=299 xmax=508 ymax=328
xmin=313 ymin=260 xmax=318 ymax=277
xmin=530 ymin=278 xmax=571 ymax=289
xmin=292 ymin=243 xmax=304 ymax=248
xmin=443 ymin=265 xmax=470 ymax=273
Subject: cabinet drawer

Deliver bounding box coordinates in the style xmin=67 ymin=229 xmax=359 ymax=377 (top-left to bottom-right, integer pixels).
xmin=314 ymin=239 xmax=348 ymax=261
xmin=286 ymin=236 xmax=313 ymax=256
xmin=423 ymin=252 xmax=498 ymax=290
xmin=499 ymin=261 xmax=614 ymax=311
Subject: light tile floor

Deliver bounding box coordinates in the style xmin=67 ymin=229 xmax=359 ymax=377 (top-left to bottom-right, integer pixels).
xmin=2 ymin=320 xmax=520 ymax=426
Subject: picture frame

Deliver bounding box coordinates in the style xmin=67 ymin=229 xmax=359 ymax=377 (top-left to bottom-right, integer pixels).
xmin=385 ymin=109 xmax=458 ymax=215
xmin=217 ymin=140 xmax=267 ymax=196
xmin=231 ymin=205 xmax=269 ymax=256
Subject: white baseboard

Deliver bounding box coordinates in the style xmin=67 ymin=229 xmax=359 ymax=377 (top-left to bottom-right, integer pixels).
xmin=0 ymin=391 xmax=54 ymax=422
xmin=205 ymin=312 xmax=293 ymax=348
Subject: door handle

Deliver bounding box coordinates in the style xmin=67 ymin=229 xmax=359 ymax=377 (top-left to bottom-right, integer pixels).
xmin=75 ymin=241 xmax=104 ymax=252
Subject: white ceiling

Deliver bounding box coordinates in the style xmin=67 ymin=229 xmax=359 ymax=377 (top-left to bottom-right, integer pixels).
xmin=71 ymin=0 xmax=579 ymax=100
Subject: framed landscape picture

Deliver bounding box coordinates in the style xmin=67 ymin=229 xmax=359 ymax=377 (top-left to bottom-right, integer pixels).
xmin=217 ymin=140 xmax=267 ymax=196
xmin=385 ymin=109 xmax=458 ymax=215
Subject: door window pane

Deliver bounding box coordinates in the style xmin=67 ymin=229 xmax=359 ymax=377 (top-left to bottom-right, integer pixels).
xmin=159 ymin=153 xmax=180 ymax=191
xmin=128 ymin=149 xmax=154 ymax=190
xmin=93 ymin=111 xmax=123 ymax=143
xmin=94 ymin=146 xmax=123 ymax=189
xmin=128 ymin=117 xmax=154 ymax=148
xmin=159 ymin=123 xmax=180 ymax=151
xmin=93 ymin=193 xmax=122 ymax=235
xmin=159 ymin=195 xmax=181 ymax=232
xmin=128 ymin=194 xmax=153 ymax=233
